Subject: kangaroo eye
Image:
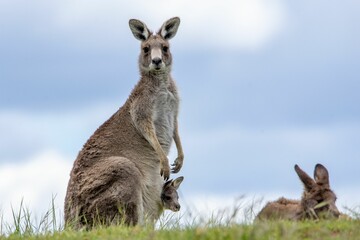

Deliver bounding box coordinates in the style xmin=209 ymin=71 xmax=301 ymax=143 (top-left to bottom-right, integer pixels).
xmin=162 ymin=46 xmax=168 ymax=53
xmin=143 ymin=47 xmax=150 ymax=53
xmin=165 ymin=196 xmax=171 ymax=201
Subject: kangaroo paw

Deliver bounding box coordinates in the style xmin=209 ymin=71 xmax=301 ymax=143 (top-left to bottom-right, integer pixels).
xmin=171 ymin=156 xmax=183 ymax=173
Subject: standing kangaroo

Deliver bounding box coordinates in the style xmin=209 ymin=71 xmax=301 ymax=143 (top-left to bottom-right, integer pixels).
xmin=256 ymin=164 xmax=340 ymax=220
xmin=64 ymin=17 xmax=184 ymax=228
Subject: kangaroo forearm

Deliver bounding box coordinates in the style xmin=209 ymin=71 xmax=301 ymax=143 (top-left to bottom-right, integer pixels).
xmin=170 ymin=120 xmax=184 ymax=174
xmin=173 ymin=124 xmax=184 ymax=158
xmin=132 ymin=114 xmax=168 ymax=160
xmin=147 ymin=132 xmax=168 ymax=162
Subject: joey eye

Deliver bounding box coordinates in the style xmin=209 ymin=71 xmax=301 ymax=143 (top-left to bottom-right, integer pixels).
xmin=162 ymin=46 xmax=169 ymax=53
xmin=143 ymin=47 xmax=150 ymax=53
xmin=165 ymin=196 xmax=171 ymax=201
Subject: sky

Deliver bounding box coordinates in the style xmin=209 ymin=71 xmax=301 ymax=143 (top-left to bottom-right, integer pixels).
xmin=1 ymin=0 xmax=360 ymax=226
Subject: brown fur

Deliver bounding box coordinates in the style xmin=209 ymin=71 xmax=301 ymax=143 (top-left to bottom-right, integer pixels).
xmin=64 ymin=17 xmax=183 ymax=229
xmin=256 ymin=164 xmax=340 ymax=221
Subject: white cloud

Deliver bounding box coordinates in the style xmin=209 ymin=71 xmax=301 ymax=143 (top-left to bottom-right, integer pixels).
xmin=0 ymin=150 xmax=72 ymax=226
xmin=174 ymin=0 xmax=286 ymax=50
xmin=1 ymin=0 xmax=287 ymax=51
xmin=0 ymin=102 xmax=120 ymax=159
xmin=135 ymin=0 xmax=286 ymax=51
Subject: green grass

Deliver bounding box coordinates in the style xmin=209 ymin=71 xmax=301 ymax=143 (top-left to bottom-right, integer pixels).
xmin=1 ymin=198 xmax=359 ymax=240
xmin=2 ymin=220 xmax=360 ymax=240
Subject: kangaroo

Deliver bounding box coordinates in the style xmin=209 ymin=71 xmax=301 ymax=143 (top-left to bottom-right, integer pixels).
xmin=256 ymin=164 xmax=340 ymax=220
xmin=161 ymin=176 xmax=184 ymax=213
xmin=64 ymin=17 xmax=184 ymax=228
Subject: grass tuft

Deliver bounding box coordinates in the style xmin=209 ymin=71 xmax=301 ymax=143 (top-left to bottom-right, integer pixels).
xmin=1 ymin=195 xmax=62 ymax=238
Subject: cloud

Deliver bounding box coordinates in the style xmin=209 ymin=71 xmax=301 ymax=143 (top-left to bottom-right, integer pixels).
xmin=60 ymin=0 xmax=286 ymax=51
xmin=0 ymin=0 xmax=286 ymax=51
xmin=174 ymin=0 xmax=286 ymax=50
xmin=178 ymin=122 xmax=360 ymax=193
xmin=0 ymin=103 xmax=120 ymax=160
xmin=0 ymin=150 xmax=72 ymax=225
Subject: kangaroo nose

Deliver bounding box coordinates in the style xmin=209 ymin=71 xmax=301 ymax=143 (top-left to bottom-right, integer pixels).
xmin=152 ymin=57 xmax=162 ymax=65
xmin=333 ymin=208 xmax=340 ymax=218
xmin=175 ymin=204 xmax=180 ymax=211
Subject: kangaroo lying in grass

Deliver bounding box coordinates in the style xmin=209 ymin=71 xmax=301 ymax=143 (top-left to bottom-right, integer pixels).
xmin=257 ymin=164 xmax=340 ymax=220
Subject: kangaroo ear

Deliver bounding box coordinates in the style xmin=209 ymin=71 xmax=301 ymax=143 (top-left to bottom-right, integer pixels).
xmin=164 ymin=179 xmax=173 ymax=188
xmin=295 ymin=164 xmax=316 ymax=191
xmin=314 ymin=163 xmax=330 ymax=187
xmin=129 ymin=19 xmax=151 ymax=41
xmin=159 ymin=17 xmax=180 ymax=40
xmin=171 ymin=176 xmax=184 ymax=190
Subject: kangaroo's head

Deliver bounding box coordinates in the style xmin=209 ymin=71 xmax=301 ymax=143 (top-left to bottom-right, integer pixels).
xmin=129 ymin=17 xmax=180 ymax=75
xmin=295 ymin=164 xmax=340 ymax=220
xmin=161 ymin=176 xmax=184 ymax=212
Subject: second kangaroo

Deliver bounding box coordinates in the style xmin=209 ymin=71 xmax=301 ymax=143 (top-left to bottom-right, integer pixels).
xmin=257 ymin=164 xmax=340 ymax=220
xmin=64 ymin=17 xmax=184 ymax=228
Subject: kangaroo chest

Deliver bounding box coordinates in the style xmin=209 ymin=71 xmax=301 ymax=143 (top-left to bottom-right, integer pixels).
xmin=152 ymin=87 xmax=178 ymax=152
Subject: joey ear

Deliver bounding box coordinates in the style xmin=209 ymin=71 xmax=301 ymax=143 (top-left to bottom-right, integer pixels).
xmin=171 ymin=176 xmax=184 ymax=190
xmin=294 ymin=164 xmax=316 ymax=191
xmin=159 ymin=17 xmax=180 ymax=40
xmin=164 ymin=179 xmax=173 ymax=188
xmin=129 ymin=19 xmax=151 ymax=41
xmin=314 ymin=163 xmax=330 ymax=187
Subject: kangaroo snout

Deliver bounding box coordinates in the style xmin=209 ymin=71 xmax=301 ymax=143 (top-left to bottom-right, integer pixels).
xmin=174 ymin=203 xmax=180 ymax=212
xmin=329 ymin=205 xmax=341 ymax=218
xmin=152 ymin=57 xmax=162 ymax=66
xmin=161 ymin=176 xmax=184 ymax=213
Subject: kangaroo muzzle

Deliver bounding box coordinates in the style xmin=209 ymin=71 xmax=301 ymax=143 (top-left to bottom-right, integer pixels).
xmin=150 ymin=48 xmax=164 ymax=70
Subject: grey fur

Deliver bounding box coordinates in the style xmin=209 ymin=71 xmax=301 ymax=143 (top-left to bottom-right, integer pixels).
xmin=161 ymin=176 xmax=184 ymax=212
xmin=256 ymin=164 xmax=340 ymax=221
xmin=64 ymin=17 xmax=183 ymax=229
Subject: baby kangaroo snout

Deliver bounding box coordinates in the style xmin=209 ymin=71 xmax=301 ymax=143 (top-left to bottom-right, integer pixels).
xmin=174 ymin=203 xmax=180 ymax=211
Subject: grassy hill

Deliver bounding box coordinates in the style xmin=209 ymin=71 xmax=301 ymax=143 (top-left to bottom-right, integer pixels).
xmin=2 ymin=219 xmax=360 ymax=240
